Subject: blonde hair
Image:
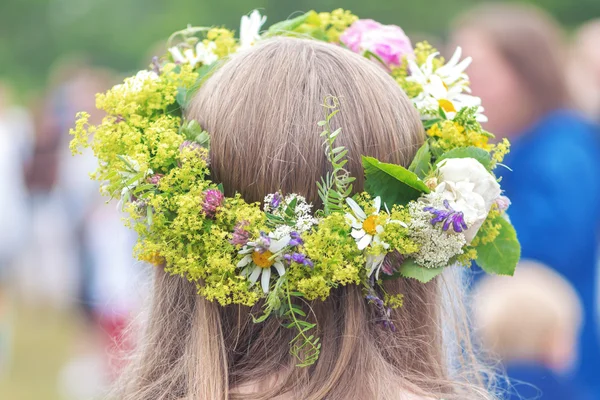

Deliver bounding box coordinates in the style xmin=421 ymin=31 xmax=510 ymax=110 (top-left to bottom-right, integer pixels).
xmin=474 ymin=260 xmax=583 ymax=362
xmin=116 ymin=37 xmax=497 ymax=400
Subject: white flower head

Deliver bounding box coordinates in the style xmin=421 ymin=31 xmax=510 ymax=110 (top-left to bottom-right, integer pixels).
xmin=168 ymin=41 xmax=218 ymax=68
xmin=346 ymin=196 xmax=384 ymax=251
xmin=406 ymin=47 xmax=487 ymax=122
xmin=239 ymin=10 xmax=266 ymax=50
xmin=114 ymin=70 xmax=158 ymax=94
xmin=434 ymin=157 xmax=501 ymax=242
xmin=408 ymin=199 xmax=467 ymax=269
xmin=237 ymin=232 xmax=289 ymax=293
xmin=264 ymin=192 xmax=317 ymax=233
xmin=345 ymin=196 xmax=402 ymax=278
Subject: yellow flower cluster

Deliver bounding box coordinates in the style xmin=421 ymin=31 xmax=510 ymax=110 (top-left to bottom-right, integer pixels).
xmin=205 ymin=28 xmax=237 ymax=58
xmin=293 ymin=213 xmax=364 ymax=301
xmin=427 ymin=120 xmax=492 ymax=152
xmin=294 ymin=9 xmax=358 ymax=43
xmin=317 ymin=8 xmax=358 ymax=43
xmin=70 ymin=63 xmax=198 ymax=198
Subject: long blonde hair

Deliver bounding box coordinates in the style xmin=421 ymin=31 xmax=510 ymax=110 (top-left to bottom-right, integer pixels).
xmin=116 ymin=37 xmax=497 ymax=400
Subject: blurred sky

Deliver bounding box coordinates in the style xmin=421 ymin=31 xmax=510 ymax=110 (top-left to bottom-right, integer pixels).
xmin=2 ymin=0 xmax=600 ymax=101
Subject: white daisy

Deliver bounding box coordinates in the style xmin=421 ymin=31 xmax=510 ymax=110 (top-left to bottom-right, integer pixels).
xmin=345 ymin=196 xmax=384 ymax=251
xmin=168 ymin=41 xmax=218 ymax=68
xmin=237 ymin=232 xmax=289 ymax=293
xmin=406 ymin=47 xmax=487 ymax=122
xmin=239 ymin=10 xmax=267 ymax=50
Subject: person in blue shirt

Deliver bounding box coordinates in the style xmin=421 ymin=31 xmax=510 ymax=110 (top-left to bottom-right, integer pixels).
xmin=453 ymin=4 xmax=600 ymax=398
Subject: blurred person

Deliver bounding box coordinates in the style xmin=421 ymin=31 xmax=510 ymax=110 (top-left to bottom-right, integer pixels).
xmin=0 ymin=82 xmax=34 ymax=375
xmin=474 ymin=261 xmax=584 ymax=400
xmin=452 ymin=4 xmax=600 ymax=397
xmin=569 ymin=20 xmax=600 ymax=122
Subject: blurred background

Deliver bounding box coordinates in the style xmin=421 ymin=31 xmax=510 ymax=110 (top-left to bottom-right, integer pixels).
xmin=1 ymin=0 xmax=599 ymax=399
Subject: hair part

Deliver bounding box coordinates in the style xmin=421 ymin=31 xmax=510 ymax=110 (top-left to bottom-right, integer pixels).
xmin=115 ymin=37 xmax=498 ymax=400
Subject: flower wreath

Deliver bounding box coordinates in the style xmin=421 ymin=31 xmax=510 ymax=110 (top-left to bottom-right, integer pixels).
xmin=70 ymin=9 xmax=520 ymax=367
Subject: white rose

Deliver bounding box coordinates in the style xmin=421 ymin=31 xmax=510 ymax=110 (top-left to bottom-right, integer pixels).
xmin=434 ymin=157 xmax=501 ymax=242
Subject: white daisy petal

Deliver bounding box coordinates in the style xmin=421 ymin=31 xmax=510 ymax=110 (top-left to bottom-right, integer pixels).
xmin=346 ymin=197 xmax=367 ymax=220
xmin=270 ymin=235 xmax=290 ymax=253
xmin=261 ymin=267 xmax=271 ymax=293
xmin=373 ymin=196 xmax=381 ymax=213
xmin=248 ymin=265 xmax=262 ymax=284
xmin=274 ymin=261 xmax=285 ymax=277
xmin=357 ymin=234 xmax=373 ymax=250
xmin=237 ymin=255 xmax=252 ymax=268
xmin=351 ymin=229 xmax=366 ymax=239
xmin=345 ymin=213 xmax=363 ymax=229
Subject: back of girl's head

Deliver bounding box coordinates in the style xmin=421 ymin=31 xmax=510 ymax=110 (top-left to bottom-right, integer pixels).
xmin=119 ymin=37 xmax=496 ymax=400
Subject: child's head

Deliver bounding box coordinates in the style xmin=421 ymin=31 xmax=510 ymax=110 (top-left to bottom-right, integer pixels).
xmin=189 ymin=37 xmax=423 ymax=203
xmin=474 ymin=260 xmax=583 ymax=373
xmin=121 ymin=37 xmax=494 ymax=400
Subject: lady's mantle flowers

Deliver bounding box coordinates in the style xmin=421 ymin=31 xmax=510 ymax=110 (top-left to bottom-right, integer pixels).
xmin=238 ymin=232 xmax=289 ymax=293
xmin=341 ymin=19 xmax=413 ymax=67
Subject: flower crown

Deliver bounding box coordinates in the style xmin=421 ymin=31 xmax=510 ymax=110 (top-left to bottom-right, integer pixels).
xmin=70 ymin=9 xmax=520 ymax=367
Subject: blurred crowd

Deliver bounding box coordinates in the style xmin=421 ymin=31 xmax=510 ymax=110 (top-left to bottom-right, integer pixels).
xmin=0 ymin=59 xmax=148 ymax=398
xmin=0 ymin=3 xmax=600 ymax=400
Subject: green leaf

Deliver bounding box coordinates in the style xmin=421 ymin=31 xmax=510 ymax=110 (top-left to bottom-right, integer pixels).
xmin=475 ymin=216 xmax=520 ymax=276
xmin=398 ymin=259 xmax=444 ymax=283
xmin=437 ymin=146 xmax=492 ymax=170
xmin=267 ymin=12 xmax=310 ymax=34
xmin=408 ymin=141 xmax=432 ymax=179
xmin=362 ymin=156 xmax=430 ymax=208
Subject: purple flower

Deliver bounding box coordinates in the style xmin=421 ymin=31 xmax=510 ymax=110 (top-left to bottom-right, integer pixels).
xmin=423 ymin=200 xmax=468 ymax=233
xmin=381 ymin=250 xmax=404 ymax=276
xmin=289 ymin=231 xmax=303 ymax=247
xmin=341 ymin=19 xmax=414 ymax=67
xmin=230 ymin=221 xmax=250 ymax=246
xmin=495 ymin=195 xmax=511 ymax=212
xmin=202 ymin=189 xmax=224 ymax=218
xmin=283 ymin=252 xmax=313 ymax=267
xmin=270 ymin=192 xmax=283 ymax=209
xmin=255 ymin=232 xmax=271 ymax=252
xmin=365 ymin=293 xmax=396 ymax=332
xmin=147 ymin=173 xmax=164 ymax=185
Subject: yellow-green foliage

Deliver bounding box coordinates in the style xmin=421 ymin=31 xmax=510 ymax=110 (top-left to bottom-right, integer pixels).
xmin=292 ymin=213 xmax=364 ymax=300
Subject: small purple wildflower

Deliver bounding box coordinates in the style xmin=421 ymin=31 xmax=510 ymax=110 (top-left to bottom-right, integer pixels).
xmin=147 ymin=173 xmax=164 ymax=185
xmin=179 ymin=140 xmax=202 ymax=152
xmin=254 ymin=232 xmax=271 ymax=252
xmin=230 ymin=221 xmax=250 ymax=246
xmin=202 ymin=189 xmax=224 ymax=219
xmin=270 ymin=192 xmax=283 ymax=209
xmin=289 ymin=231 xmax=303 ymax=247
xmin=423 ymin=200 xmax=468 ymax=233
xmin=381 ymin=250 xmax=404 ymax=276
xmin=179 ymin=140 xmax=209 ymax=166
xmin=284 ymin=252 xmax=314 ymax=267
xmin=365 ymin=293 xmax=396 ymax=332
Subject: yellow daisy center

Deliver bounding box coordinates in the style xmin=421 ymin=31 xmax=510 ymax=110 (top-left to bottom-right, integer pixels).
xmin=362 ymin=215 xmax=379 ymax=236
xmin=438 ymin=99 xmax=456 ymax=113
xmin=252 ymin=250 xmax=275 ymax=269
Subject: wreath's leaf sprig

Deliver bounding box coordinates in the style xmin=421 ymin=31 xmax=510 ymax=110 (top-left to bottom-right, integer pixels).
xmin=316 ymin=97 xmax=355 ymax=216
